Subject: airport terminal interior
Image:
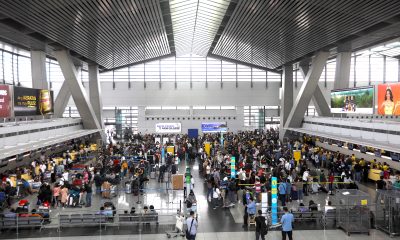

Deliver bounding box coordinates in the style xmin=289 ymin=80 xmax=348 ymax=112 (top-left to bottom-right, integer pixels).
xmin=1 ymin=0 xmax=400 ymax=239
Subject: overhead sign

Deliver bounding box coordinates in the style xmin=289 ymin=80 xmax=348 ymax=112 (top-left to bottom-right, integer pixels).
xmin=201 ymin=122 xmax=228 ymax=133
xmin=155 ymin=123 xmax=181 ymax=133
xmin=0 ymin=84 xmax=12 ymax=118
xmin=330 ymin=87 xmax=374 ymax=114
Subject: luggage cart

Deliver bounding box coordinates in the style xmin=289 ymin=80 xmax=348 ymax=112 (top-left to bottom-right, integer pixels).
xmin=166 ymin=212 xmax=186 ymax=238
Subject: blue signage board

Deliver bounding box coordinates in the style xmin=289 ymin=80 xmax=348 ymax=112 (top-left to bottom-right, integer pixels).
xmin=201 ymin=122 xmax=228 ymax=133
xmin=230 ymin=157 xmax=236 ymax=179
xmin=271 ymin=177 xmax=278 ymax=225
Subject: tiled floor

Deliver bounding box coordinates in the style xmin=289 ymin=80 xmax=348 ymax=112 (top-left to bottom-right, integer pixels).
xmin=16 ymin=229 xmax=400 ymax=240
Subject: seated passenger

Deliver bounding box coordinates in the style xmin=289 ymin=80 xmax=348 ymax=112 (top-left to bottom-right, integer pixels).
xmin=308 ymin=200 xmax=318 ymax=211
xmin=186 ymin=190 xmax=197 ymax=208
xmin=149 ymin=205 xmax=156 ymax=213
xmin=130 ymin=207 xmax=137 ymax=215
xmin=298 ymin=203 xmax=308 ymax=213
xmin=97 ymin=206 xmax=113 ymax=216
xmin=246 ymin=197 xmax=256 ymax=217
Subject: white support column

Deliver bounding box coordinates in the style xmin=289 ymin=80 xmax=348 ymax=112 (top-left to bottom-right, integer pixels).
xmin=54 ymin=50 xmax=100 ymax=129
xmin=280 ymin=65 xmax=293 ymax=132
xmin=53 ymin=66 xmax=80 ymax=118
xmin=334 ymin=44 xmax=352 ymax=90
xmin=299 ymin=60 xmax=331 ymax=117
xmin=31 ymin=50 xmax=48 ymax=89
xmin=284 ymin=51 xmax=330 ymax=132
xmin=89 ymin=64 xmax=104 ymax=129
xmin=53 ymin=80 xmax=71 ymax=117
xmin=137 ymin=106 xmax=146 ymax=134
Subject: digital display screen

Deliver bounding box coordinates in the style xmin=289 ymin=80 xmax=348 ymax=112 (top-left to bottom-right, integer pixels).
xmin=331 ymin=87 xmax=374 ymax=114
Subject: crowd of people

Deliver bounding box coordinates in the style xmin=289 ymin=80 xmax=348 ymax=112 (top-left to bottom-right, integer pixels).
xmin=0 ymin=129 xmax=400 ymax=239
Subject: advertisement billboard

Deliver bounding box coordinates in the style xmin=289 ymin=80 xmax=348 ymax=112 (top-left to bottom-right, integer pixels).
xmin=155 ymin=123 xmax=181 ymax=133
xmin=0 ymin=85 xmax=12 ymax=118
xmin=13 ymin=87 xmax=54 ymax=116
xmin=14 ymin=87 xmax=38 ymax=116
xmin=38 ymin=89 xmax=54 ymax=115
xmin=331 ymin=87 xmax=374 ymax=114
xmin=377 ymin=83 xmax=400 ymax=116
xmin=201 ymin=122 xmax=228 ymax=133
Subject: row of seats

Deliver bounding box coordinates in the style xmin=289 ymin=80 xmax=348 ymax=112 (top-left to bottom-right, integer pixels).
xmin=0 ymin=216 xmax=43 ymax=230
xmin=58 ymin=213 xmax=159 ymax=230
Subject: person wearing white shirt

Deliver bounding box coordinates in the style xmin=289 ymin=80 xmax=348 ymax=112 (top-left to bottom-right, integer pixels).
xmin=62 ymin=172 xmax=69 ymax=182
xmin=302 ymin=170 xmax=310 ymax=196
xmin=185 ymin=211 xmax=198 ymax=240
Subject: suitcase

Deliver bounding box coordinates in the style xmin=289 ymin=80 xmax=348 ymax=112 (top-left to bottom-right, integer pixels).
xmin=110 ymin=185 xmax=117 ymax=197
xmin=150 ymin=171 xmax=156 ymax=179
xmin=125 ymin=182 xmax=132 ymax=194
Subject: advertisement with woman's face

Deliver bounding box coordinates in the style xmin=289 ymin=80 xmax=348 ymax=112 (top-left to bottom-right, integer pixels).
xmin=377 ymin=83 xmax=400 ymax=115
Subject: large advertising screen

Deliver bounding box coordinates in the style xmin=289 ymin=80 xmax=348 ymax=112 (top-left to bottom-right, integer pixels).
xmin=14 ymin=87 xmax=54 ymax=116
xmin=0 ymin=85 xmax=12 ymax=118
xmin=201 ymin=122 xmax=228 ymax=133
xmin=377 ymin=83 xmax=400 ymax=116
xmin=331 ymin=87 xmax=374 ymax=114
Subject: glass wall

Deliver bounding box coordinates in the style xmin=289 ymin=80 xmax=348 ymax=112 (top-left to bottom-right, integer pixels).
xmin=99 ymin=54 xmax=281 ymax=83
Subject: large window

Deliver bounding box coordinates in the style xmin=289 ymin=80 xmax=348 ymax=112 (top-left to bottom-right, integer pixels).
xmin=0 ymin=42 xmax=32 ymax=87
xmin=98 ymin=54 xmax=276 ymax=83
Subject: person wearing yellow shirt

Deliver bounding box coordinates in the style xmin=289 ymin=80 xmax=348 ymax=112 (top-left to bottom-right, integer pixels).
xmin=351 ymin=154 xmax=356 ymax=162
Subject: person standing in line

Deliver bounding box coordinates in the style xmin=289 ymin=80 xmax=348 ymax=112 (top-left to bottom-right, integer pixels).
xmin=280 ymin=207 xmax=294 ymax=240
xmin=186 ymin=211 xmax=198 ymax=240
xmin=255 ymin=210 xmax=268 ymax=240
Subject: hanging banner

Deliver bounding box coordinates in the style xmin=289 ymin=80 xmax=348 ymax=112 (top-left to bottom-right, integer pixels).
xmin=271 ymin=177 xmax=278 ymax=225
xmin=204 ymin=142 xmax=211 ymax=156
xmin=230 ymin=156 xmax=236 ymax=179
xmin=0 ymin=84 xmax=12 ymax=118
xmin=201 ymin=122 xmax=228 ymax=133
xmin=155 ymin=123 xmax=181 ymax=133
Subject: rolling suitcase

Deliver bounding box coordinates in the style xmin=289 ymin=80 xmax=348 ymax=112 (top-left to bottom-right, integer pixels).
xmin=125 ymin=181 xmax=132 ymax=194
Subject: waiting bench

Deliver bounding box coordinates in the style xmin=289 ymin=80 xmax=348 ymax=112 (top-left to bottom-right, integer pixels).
xmin=118 ymin=213 xmax=159 ymax=228
xmin=0 ymin=216 xmax=43 ymax=231
xmin=293 ymin=211 xmax=324 ymax=223
xmin=58 ymin=213 xmax=110 ymax=230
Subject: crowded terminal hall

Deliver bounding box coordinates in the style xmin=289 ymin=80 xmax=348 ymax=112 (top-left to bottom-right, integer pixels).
xmin=1 ymin=1 xmax=400 ymax=240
